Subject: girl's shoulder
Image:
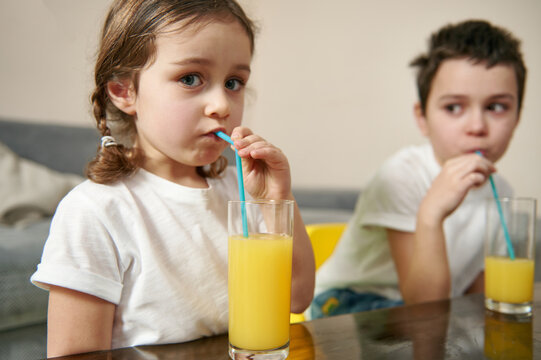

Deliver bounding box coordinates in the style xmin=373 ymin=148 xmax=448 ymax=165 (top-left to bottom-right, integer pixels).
xmin=57 ymin=175 xmax=136 ymax=217
xmin=65 ymin=177 xmax=127 ymax=201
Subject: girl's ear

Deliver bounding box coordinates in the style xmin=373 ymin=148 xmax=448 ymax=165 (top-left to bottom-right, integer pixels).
xmin=106 ymin=79 xmax=136 ymax=115
xmin=414 ymin=102 xmax=429 ymax=136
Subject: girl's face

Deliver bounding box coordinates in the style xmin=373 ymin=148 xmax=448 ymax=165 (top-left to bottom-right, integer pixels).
xmin=130 ymin=20 xmax=252 ymax=180
xmin=415 ymin=58 xmax=520 ymax=165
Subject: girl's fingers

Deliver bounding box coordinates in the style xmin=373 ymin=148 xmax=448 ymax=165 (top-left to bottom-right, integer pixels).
xmin=237 ymin=140 xmax=272 ymax=157
xmin=233 ymin=135 xmax=265 ymax=151
xmin=233 ymin=134 xmax=282 ymax=161
xmin=230 ymin=127 xmax=254 ymax=143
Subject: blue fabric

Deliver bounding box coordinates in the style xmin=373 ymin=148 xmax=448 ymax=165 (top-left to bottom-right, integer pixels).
xmin=311 ymin=288 xmax=404 ymax=319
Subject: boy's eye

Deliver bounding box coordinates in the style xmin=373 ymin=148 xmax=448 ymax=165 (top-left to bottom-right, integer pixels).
xmin=179 ymin=74 xmax=202 ymax=87
xmin=225 ymin=78 xmax=244 ymax=91
xmin=444 ymin=104 xmax=462 ymax=114
xmin=487 ymin=103 xmax=508 ymax=113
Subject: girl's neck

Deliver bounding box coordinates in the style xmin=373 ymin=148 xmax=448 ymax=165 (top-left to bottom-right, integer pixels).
xmin=142 ymin=161 xmax=209 ymax=189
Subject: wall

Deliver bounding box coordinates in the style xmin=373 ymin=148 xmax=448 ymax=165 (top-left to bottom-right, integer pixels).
xmin=1 ymin=0 xmax=540 ymax=204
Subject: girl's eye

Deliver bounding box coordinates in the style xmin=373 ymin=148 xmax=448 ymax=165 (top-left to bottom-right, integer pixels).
xmin=487 ymin=103 xmax=508 ymax=113
xmin=179 ymin=74 xmax=202 ymax=87
xmin=444 ymin=104 xmax=462 ymax=115
xmin=225 ymin=78 xmax=244 ymax=91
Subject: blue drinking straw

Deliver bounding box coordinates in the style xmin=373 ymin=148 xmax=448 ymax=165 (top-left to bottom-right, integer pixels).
xmin=475 ymin=151 xmax=515 ymax=260
xmin=215 ymin=131 xmax=249 ymax=238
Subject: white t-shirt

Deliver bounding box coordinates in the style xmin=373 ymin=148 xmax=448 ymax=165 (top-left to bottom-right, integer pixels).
xmin=31 ymin=167 xmax=240 ymax=348
xmin=315 ymin=144 xmax=513 ymax=300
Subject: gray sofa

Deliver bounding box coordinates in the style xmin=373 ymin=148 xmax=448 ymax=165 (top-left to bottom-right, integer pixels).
xmin=0 ymin=118 xmax=358 ymax=359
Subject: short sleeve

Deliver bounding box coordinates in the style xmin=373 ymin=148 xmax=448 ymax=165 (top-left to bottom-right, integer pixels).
xmin=31 ymin=185 xmax=124 ymax=304
xmin=356 ymin=148 xmax=433 ymax=233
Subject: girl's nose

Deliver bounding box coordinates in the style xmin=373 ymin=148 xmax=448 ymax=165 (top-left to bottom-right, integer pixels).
xmin=465 ymin=109 xmax=488 ymax=136
xmin=204 ymin=87 xmax=230 ymax=120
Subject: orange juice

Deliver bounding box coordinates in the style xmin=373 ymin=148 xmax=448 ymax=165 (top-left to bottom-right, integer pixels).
xmin=485 ymin=256 xmax=534 ymax=303
xmin=228 ymin=233 xmax=293 ymax=351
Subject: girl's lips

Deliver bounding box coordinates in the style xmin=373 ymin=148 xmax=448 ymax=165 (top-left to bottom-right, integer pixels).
xmin=203 ymin=131 xmax=228 ymax=142
xmin=210 ymin=128 xmax=227 ymax=136
xmin=469 ymin=149 xmax=486 ymax=155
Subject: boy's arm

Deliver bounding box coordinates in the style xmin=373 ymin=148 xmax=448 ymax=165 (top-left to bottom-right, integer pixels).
xmin=47 ymin=285 xmax=115 ymax=357
xmin=465 ymin=271 xmax=484 ymax=294
xmin=389 ymin=154 xmax=495 ymax=304
xmin=388 ymin=226 xmax=451 ymax=304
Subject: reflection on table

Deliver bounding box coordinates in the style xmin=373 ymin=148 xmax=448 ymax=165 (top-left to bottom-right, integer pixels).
xmin=50 ymin=284 xmax=541 ymax=360
xmin=484 ymin=311 xmax=532 ymax=360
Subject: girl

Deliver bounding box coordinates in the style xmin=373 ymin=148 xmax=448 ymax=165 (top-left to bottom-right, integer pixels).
xmin=31 ymin=0 xmax=315 ymax=356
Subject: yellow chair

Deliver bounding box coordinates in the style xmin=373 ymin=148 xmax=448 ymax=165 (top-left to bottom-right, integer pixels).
xmin=290 ymin=223 xmax=346 ymax=323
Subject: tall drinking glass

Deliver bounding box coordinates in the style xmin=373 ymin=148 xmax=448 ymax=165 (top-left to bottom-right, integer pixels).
xmin=484 ymin=197 xmax=537 ymax=316
xmin=228 ymin=200 xmax=294 ymax=360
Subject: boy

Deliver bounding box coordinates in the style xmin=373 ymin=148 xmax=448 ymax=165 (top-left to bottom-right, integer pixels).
xmin=312 ymin=19 xmax=526 ymax=318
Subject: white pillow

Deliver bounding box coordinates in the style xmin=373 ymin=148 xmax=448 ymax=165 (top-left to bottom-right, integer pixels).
xmin=0 ymin=142 xmax=84 ymax=226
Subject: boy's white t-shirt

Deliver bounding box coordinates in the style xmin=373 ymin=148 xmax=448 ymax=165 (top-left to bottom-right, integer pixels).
xmin=31 ymin=167 xmax=240 ymax=348
xmin=315 ymin=144 xmax=513 ymax=301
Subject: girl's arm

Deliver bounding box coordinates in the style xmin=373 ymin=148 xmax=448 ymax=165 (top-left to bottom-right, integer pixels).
xmin=289 ymin=197 xmax=316 ymax=313
xmin=232 ymin=127 xmax=316 ymax=313
xmin=388 ymin=154 xmax=494 ymax=304
xmin=47 ymin=285 xmax=115 ymax=357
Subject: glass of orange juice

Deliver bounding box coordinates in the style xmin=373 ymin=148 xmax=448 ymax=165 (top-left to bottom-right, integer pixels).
xmin=228 ymin=200 xmax=294 ymax=360
xmin=485 ymin=197 xmax=537 ymax=316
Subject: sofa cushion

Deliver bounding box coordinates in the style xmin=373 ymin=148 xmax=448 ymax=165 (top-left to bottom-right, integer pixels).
xmin=0 ymin=323 xmax=47 ymax=360
xmin=298 ymin=208 xmax=354 ymax=224
xmin=0 ymin=219 xmax=51 ymax=331
xmin=0 ymin=119 xmax=99 ymax=176
xmin=292 ymin=188 xmax=359 ymax=224
xmin=293 ymin=188 xmax=359 ymax=211
xmin=0 ymin=141 xmax=83 ymax=226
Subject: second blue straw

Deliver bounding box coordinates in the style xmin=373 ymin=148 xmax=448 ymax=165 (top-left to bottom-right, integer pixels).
xmin=475 ymin=151 xmax=515 ymax=260
xmin=215 ymin=131 xmax=249 ymax=237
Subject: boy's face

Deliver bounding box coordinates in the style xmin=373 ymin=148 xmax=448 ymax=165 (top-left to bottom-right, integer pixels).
xmin=415 ymin=58 xmax=519 ymax=165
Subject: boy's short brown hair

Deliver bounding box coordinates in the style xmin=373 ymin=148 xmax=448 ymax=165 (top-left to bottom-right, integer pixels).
xmin=410 ymin=20 xmax=527 ymax=114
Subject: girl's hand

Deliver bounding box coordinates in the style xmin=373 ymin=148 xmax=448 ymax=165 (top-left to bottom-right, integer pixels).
xmin=420 ymin=153 xmax=495 ymax=226
xmin=231 ymin=127 xmax=292 ymax=200
xmin=231 ymin=127 xmax=315 ymax=311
